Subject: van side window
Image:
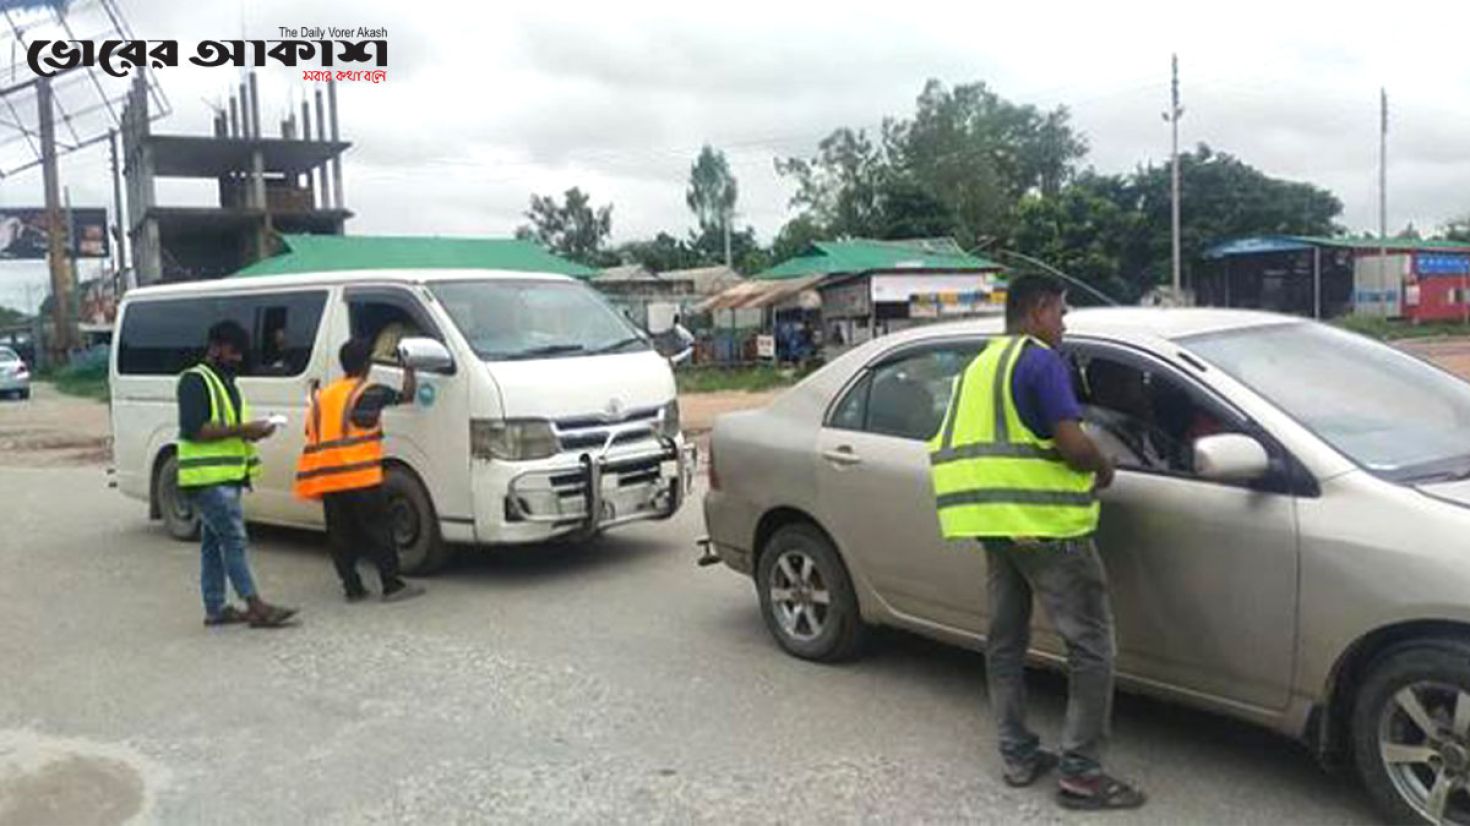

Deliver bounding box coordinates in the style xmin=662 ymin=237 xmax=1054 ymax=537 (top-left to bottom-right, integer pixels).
xmin=347 ymin=291 xmax=442 ymax=366
xmin=250 ymin=292 xmax=327 ymax=377
xmin=118 ymin=291 xmax=327 ymax=377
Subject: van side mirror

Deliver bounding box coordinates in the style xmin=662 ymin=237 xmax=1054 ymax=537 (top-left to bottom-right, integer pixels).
xmin=1194 ymin=433 xmax=1270 ymax=483
xmin=396 ymin=337 xmax=454 ymax=373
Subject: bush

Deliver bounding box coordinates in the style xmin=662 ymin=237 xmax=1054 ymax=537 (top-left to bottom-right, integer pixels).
xmin=43 ymin=345 xmax=110 ymax=400
xmin=1334 ymin=316 xmax=1470 ymax=341
xmin=676 ymin=364 xmax=817 ymax=394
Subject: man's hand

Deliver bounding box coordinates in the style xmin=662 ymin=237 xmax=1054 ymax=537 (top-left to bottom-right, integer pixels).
xmin=240 ymin=420 xmax=276 ymax=441
xmin=1053 ymin=419 xmax=1112 ymax=487
xmin=1093 ymin=454 xmax=1116 ymax=490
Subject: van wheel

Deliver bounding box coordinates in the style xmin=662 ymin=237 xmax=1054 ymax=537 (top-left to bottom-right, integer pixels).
xmin=155 ymin=454 xmax=200 ymax=541
xmin=756 ymin=523 xmax=867 ymax=662
xmin=1353 ymin=639 xmax=1470 ymax=825
xmin=383 ymin=466 xmax=450 ymax=575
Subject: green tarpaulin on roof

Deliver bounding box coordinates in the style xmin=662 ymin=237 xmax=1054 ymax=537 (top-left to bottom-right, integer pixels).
xmin=757 ymin=239 xmax=1001 ymax=280
xmin=232 ymin=234 xmax=597 ymax=278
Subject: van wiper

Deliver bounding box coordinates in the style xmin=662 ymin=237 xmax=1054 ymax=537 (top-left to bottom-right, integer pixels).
xmin=502 ymin=344 xmax=586 ymax=360
xmin=591 ymin=336 xmax=647 ymax=355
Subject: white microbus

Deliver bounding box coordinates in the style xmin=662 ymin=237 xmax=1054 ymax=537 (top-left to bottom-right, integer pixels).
xmin=110 ymin=269 xmax=695 ymax=572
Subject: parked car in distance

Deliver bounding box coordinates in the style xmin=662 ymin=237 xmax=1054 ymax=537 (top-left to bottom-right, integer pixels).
xmin=0 ymin=345 xmax=30 ymax=400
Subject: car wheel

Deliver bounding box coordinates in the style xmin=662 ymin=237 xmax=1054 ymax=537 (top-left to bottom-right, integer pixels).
xmin=1353 ymin=639 xmax=1470 ymax=825
xmin=383 ymin=466 xmax=451 ymax=575
xmin=17 ymin=388 xmax=28 ymax=400
xmin=756 ymin=523 xmax=867 ymax=662
xmin=155 ymin=453 xmax=200 ymax=541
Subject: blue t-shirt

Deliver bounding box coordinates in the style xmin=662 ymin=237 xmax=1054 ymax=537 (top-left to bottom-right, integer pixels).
xmin=1009 ymin=344 xmax=1082 ymax=439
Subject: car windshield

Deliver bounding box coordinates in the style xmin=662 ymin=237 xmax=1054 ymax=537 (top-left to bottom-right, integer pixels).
xmin=429 ymin=280 xmax=650 ymax=361
xmin=1183 ymin=322 xmax=1470 ymax=483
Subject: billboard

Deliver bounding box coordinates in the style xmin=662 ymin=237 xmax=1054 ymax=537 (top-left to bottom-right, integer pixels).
xmin=0 ymin=207 xmax=109 ymax=259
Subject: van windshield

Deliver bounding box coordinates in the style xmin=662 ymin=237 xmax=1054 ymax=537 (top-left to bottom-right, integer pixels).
xmin=430 ymin=280 xmax=651 ymax=361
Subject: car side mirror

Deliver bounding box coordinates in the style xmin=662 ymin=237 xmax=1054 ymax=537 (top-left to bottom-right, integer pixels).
xmin=396 ymin=337 xmax=454 ymax=373
xmin=1193 ymin=433 xmax=1270 ymax=483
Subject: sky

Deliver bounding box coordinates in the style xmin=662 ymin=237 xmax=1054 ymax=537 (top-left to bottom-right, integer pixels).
xmin=1 ymin=0 xmax=1468 ymax=312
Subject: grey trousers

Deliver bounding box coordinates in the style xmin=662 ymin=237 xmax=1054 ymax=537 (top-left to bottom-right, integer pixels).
xmin=984 ymin=536 xmax=1116 ymax=777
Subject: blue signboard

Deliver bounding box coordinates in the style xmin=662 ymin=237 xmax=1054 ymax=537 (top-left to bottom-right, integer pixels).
xmin=1417 ymin=254 xmax=1470 ymax=276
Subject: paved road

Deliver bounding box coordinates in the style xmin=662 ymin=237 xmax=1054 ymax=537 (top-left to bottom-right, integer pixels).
xmin=0 ymin=466 xmax=1378 ymax=825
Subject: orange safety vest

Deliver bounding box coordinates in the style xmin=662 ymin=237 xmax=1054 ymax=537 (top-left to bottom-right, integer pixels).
xmin=294 ymin=378 xmax=385 ymax=499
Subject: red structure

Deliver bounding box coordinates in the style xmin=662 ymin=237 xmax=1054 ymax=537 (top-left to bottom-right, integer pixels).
xmin=1403 ymin=249 xmax=1470 ymax=323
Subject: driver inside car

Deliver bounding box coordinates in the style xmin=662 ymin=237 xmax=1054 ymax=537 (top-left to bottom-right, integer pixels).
xmin=1079 ymin=359 xmax=1175 ymax=472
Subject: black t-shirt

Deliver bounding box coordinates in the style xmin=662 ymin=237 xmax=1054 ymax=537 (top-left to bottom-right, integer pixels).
xmin=349 ymin=384 xmax=404 ymax=429
xmin=178 ymin=368 xmax=243 ymax=441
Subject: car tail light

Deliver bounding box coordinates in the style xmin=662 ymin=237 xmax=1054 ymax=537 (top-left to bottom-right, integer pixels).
xmin=15 ymin=362 xmax=27 ymax=377
xmin=708 ymin=439 xmax=720 ymax=491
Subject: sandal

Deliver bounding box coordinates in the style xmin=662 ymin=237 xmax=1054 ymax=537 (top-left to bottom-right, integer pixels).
xmin=1003 ymin=750 xmax=1059 ymax=788
xmin=203 ymin=605 xmax=249 ymax=627
xmin=1056 ymin=774 xmax=1147 ymax=810
xmin=247 ymin=605 xmax=299 ymax=629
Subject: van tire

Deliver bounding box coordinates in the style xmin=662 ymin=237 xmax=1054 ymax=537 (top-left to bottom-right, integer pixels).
xmin=383 ymin=466 xmax=450 ymax=575
xmin=155 ymin=453 xmax=200 ymax=541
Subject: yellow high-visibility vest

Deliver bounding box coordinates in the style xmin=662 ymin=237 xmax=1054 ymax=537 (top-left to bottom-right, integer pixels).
xmin=176 ymin=363 xmax=261 ymax=488
xmin=928 ymin=335 xmax=1098 ymax=539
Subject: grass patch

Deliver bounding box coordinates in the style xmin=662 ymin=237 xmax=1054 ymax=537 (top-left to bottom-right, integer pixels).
xmin=676 ymin=364 xmax=816 ymax=394
xmin=1333 ymin=316 xmax=1470 ymax=341
xmin=40 ymin=357 xmax=109 ymax=401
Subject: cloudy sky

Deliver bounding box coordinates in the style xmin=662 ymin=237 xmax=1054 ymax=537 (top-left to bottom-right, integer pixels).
xmin=1 ymin=0 xmax=1468 ymax=311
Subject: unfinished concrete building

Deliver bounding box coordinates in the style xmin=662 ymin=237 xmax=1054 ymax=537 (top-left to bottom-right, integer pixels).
xmin=121 ymin=71 xmax=352 ymax=285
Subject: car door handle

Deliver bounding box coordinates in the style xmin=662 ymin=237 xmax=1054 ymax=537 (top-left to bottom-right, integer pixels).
xmin=822 ymin=446 xmax=862 ymax=466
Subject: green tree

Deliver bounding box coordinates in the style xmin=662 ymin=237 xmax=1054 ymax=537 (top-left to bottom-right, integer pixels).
xmin=515 ymin=187 xmax=614 ymax=266
xmin=0 ymin=304 xmax=26 ymax=326
xmin=775 ymin=80 xmax=1087 ymax=250
xmin=1013 ymin=146 xmax=1343 ymax=301
xmin=687 ymin=145 xmax=738 ymax=236
xmin=1441 ymin=216 xmax=1470 ymax=242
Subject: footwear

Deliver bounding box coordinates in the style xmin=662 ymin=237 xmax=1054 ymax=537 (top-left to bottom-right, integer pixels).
xmin=203 ymin=605 xmax=249 ymax=627
xmin=345 ymin=588 xmax=371 ymax=603
xmin=247 ymin=603 xmax=299 ymax=629
xmin=381 ymin=582 xmax=425 ymax=603
xmin=1056 ymin=773 xmax=1147 ymax=810
xmin=1003 ymin=749 xmax=1059 ymax=788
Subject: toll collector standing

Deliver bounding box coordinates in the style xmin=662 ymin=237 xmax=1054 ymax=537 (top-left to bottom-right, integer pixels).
xmin=295 ymin=339 xmax=426 ymax=604
xmin=927 ymin=275 xmax=1146 ymax=811
xmin=177 ymin=320 xmax=298 ymax=629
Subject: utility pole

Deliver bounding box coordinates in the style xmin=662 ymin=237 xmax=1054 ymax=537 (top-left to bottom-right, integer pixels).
xmin=1164 ymin=54 xmax=1184 ymax=298
xmin=1379 ymin=87 xmax=1389 ymax=318
xmin=38 ymin=76 xmax=74 ymax=362
xmin=723 ymin=208 xmax=732 ymax=269
xmin=109 ymin=128 xmax=129 ymax=291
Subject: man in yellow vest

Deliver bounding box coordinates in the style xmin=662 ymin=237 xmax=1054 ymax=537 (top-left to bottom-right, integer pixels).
xmin=295 ymin=338 xmax=424 ymax=603
xmin=928 ymin=276 xmax=1144 ymax=810
xmin=177 ymin=321 xmax=297 ymax=629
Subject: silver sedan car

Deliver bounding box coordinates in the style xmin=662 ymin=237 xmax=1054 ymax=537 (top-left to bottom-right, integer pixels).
xmin=0 ymin=345 xmax=30 ymax=400
xmin=703 ymin=308 xmax=1470 ymax=825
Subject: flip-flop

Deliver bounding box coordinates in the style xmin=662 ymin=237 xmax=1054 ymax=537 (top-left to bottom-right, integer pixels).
xmin=1056 ymin=775 xmax=1147 ymax=810
xmin=203 ymin=605 xmax=249 ymax=627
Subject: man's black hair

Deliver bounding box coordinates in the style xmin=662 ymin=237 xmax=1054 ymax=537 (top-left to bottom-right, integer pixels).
xmin=207 ymin=320 xmax=249 ymax=353
xmin=339 ymin=338 xmax=373 ymax=377
xmin=1005 ymin=275 xmax=1067 ymax=328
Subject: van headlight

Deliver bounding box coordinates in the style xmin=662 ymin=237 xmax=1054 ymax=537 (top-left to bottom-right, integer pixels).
xmin=660 ymin=400 xmax=681 ymax=438
xmin=471 ymin=418 xmax=559 ymax=461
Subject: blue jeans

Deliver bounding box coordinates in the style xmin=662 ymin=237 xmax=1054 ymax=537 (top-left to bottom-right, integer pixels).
xmin=190 ymin=484 xmax=258 ymax=618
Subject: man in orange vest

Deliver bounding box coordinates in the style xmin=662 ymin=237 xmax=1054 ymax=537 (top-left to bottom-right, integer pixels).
xmin=296 ymin=338 xmax=426 ymax=603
